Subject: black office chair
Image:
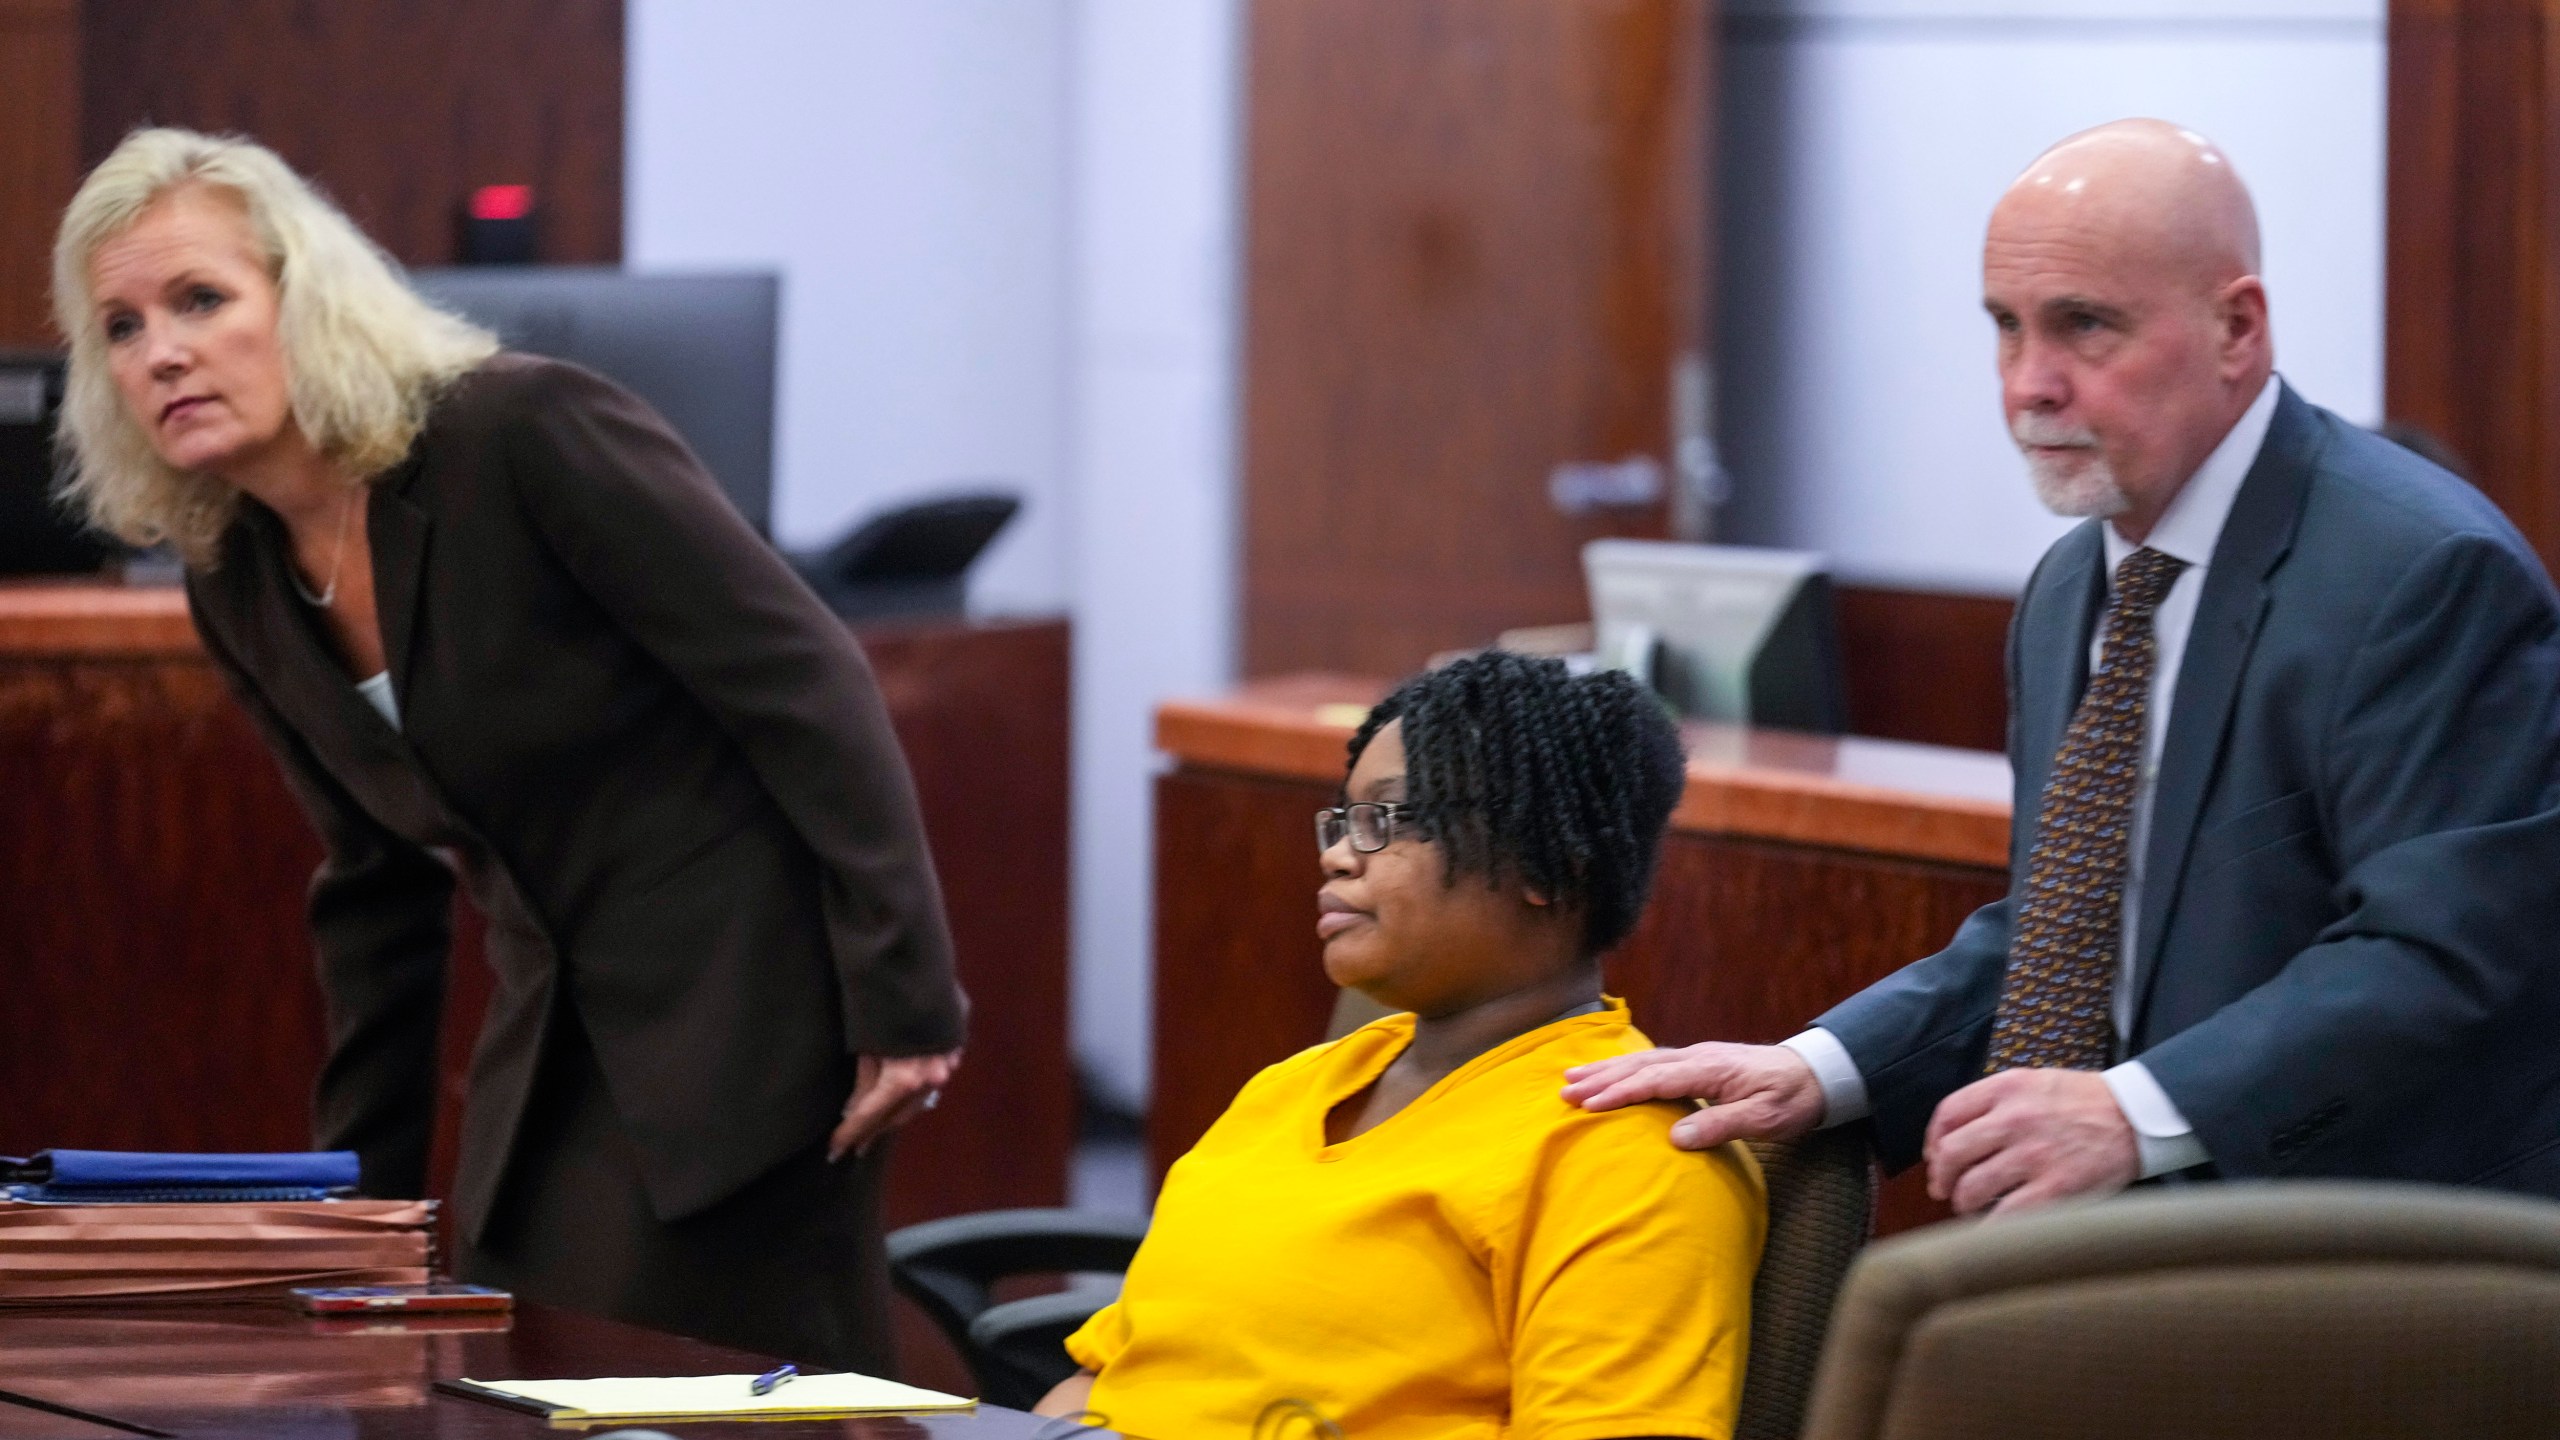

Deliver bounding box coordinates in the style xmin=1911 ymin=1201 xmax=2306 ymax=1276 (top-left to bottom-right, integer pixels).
xmin=0 ymin=350 xmax=114 ymax=578
xmin=885 ymin=1207 xmax=1147 ymax=1410
xmin=889 ymin=996 xmax=1398 ymax=1407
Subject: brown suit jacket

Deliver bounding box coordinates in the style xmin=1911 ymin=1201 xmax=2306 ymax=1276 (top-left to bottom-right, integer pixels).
xmin=185 ymin=353 xmax=968 ymax=1241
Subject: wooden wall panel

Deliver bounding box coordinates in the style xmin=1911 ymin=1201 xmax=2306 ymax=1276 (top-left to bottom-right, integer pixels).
xmin=1613 ymin=834 xmax=2001 ymax=1234
xmin=1150 ymin=763 xmax=2001 ymax=1234
xmin=79 ymin=0 xmax=623 ymax=267
xmin=2387 ymin=0 xmax=2560 ymax=576
xmin=0 ymin=0 xmax=82 ymax=346
xmin=1610 ymin=839 xmax=2005 ymax=1053
xmin=858 ymin=618 xmax=1077 ymax=1228
xmin=0 ymin=653 xmax=328 ymax=1155
xmin=1833 ymin=583 xmax=2013 ymax=754
xmin=1242 ymin=0 xmax=1713 ymax=678
xmin=1148 ymin=768 xmax=1342 ymax=1184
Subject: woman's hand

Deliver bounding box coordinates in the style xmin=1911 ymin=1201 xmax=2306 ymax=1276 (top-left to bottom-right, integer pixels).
xmin=1032 ymin=1369 xmax=1098 ymax=1419
xmin=828 ymin=1048 xmax=963 ymax=1161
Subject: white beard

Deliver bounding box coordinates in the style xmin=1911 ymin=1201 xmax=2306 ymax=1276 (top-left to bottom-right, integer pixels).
xmin=2013 ymin=414 xmax=2130 ymax=520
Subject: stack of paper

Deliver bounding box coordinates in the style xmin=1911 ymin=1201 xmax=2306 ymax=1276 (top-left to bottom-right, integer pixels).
xmin=442 ymin=1372 xmax=976 ymax=1423
xmin=0 ymin=1199 xmax=435 ymax=1304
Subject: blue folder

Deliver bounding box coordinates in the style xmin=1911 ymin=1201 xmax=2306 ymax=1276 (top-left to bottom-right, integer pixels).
xmin=1 ymin=1150 xmax=361 ymax=1202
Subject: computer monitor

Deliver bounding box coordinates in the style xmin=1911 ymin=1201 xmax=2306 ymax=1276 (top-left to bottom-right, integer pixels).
xmin=1584 ymin=538 xmax=1848 ymax=733
xmin=0 ymin=351 xmax=113 ymax=577
xmin=408 ymin=268 xmax=778 ymax=535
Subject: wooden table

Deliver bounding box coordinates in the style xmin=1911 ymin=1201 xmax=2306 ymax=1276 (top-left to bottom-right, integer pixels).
xmin=0 ymin=1301 xmax=1113 ymax=1438
xmin=0 ymin=580 xmax=1071 ymax=1390
xmin=1151 ymin=675 xmax=2016 ymax=1234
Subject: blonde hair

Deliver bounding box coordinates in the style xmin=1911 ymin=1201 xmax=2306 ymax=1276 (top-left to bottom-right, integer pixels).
xmin=51 ymin=128 xmax=498 ymax=565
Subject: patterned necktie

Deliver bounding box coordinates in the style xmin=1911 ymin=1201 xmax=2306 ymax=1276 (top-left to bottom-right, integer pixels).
xmin=1985 ymin=545 xmax=2189 ymax=1073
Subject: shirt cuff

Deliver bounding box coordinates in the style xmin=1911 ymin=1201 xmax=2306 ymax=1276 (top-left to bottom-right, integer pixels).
xmin=2104 ymin=1060 xmax=2211 ymax=1178
xmin=1778 ymin=1028 xmax=1871 ymax=1128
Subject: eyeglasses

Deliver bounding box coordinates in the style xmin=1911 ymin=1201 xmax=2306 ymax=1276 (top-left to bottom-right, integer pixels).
xmin=1314 ymin=802 xmax=1413 ymax=854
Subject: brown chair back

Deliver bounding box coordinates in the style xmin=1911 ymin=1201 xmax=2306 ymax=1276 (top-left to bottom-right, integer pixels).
xmin=1802 ymin=1182 xmax=2560 ymax=1440
xmin=1736 ymin=1126 xmax=1876 ymax=1440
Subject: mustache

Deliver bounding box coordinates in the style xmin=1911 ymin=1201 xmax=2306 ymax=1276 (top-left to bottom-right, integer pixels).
xmin=2011 ymin=413 xmax=2099 ymax=449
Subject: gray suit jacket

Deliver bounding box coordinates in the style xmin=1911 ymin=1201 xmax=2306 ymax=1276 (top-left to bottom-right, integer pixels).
xmin=186 ymin=354 xmax=968 ymax=1240
xmin=1820 ymin=386 xmax=2560 ymax=1195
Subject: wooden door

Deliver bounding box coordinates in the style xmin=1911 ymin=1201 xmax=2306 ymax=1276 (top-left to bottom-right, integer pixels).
xmin=2387 ymin=0 xmax=2560 ymax=578
xmin=1242 ymin=0 xmax=1715 ymax=677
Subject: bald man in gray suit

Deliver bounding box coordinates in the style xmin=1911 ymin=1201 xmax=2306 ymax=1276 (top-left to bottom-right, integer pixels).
xmin=1567 ymin=120 xmax=2560 ymax=1214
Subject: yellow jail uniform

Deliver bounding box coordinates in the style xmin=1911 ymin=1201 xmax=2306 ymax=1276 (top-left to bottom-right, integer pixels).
xmin=1067 ymin=997 xmax=1766 ymax=1440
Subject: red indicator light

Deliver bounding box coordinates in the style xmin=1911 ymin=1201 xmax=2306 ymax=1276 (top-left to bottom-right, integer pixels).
xmin=470 ymin=185 xmax=534 ymax=221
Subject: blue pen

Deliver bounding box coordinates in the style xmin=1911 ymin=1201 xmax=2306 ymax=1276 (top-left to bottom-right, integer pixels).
xmin=750 ymin=1364 xmax=798 ymax=1397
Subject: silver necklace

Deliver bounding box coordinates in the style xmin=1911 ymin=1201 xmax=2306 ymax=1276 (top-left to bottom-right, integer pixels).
xmin=290 ymin=492 xmax=357 ymax=608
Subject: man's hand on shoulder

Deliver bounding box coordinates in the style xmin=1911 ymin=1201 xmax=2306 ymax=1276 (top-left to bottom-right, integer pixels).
xmin=1561 ymin=1042 xmax=1824 ymax=1150
xmin=1924 ymin=1068 xmax=2138 ymax=1216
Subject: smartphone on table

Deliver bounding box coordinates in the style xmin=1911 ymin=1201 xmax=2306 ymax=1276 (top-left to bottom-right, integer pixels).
xmin=291 ymin=1283 xmax=514 ymax=1315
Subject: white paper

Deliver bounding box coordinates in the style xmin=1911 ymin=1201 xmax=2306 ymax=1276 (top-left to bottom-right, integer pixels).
xmin=460 ymin=1371 xmax=974 ymax=1419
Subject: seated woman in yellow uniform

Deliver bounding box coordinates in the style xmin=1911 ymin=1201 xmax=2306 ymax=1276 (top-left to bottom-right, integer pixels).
xmin=1038 ymin=652 xmax=1767 ymax=1440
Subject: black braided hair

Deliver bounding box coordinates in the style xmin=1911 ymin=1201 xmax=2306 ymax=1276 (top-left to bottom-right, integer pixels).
xmin=1345 ymin=651 xmax=1686 ymax=956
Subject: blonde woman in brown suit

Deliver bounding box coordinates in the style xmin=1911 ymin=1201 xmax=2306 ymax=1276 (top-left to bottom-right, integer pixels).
xmin=51 ymin=129 xmax=967 ymax=1372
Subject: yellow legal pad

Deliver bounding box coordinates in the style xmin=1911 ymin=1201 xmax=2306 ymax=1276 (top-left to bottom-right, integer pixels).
xmin=440 ymin=1372 xmax=975 ymax=1423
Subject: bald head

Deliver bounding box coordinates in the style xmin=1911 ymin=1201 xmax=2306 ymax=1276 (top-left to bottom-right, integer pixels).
xmin=1998 ymin=119 xmax=2261 ymax=293
xmin=1983 ymin=119 xmax=2275 ymax=543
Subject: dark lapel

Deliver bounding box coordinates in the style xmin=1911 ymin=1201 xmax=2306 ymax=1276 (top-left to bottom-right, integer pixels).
xmin=2012 ymin=521 xmax=2107 ymax=865
xmin=2128 ymin=384 xmax=2321 ymax=1015
xmin=222 ymin=498 xmax=443 ymax=830
xmin=231 ymin=501 xmax=391 ymax=738
xmin=368 ymin=460 xmax=433 ymax=706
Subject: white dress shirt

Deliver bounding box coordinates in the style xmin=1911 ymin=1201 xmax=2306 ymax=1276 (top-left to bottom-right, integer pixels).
xmin=355 ymin=670 xmax=402 ymax=730
xmin=1782 ymin=374 xmax=2282 ymax=1179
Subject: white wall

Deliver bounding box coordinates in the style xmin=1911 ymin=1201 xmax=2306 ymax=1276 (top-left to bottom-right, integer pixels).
xmin=626 ymin=1 xmax=1073 ymax=613
xmin=1714 ymin=0 xmax=2388 ymax=591
xmin=1065 ymin=0 xmax=1243 ymax=1109
xmin=629 ymin=0 xmax=1239 ymax=1110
